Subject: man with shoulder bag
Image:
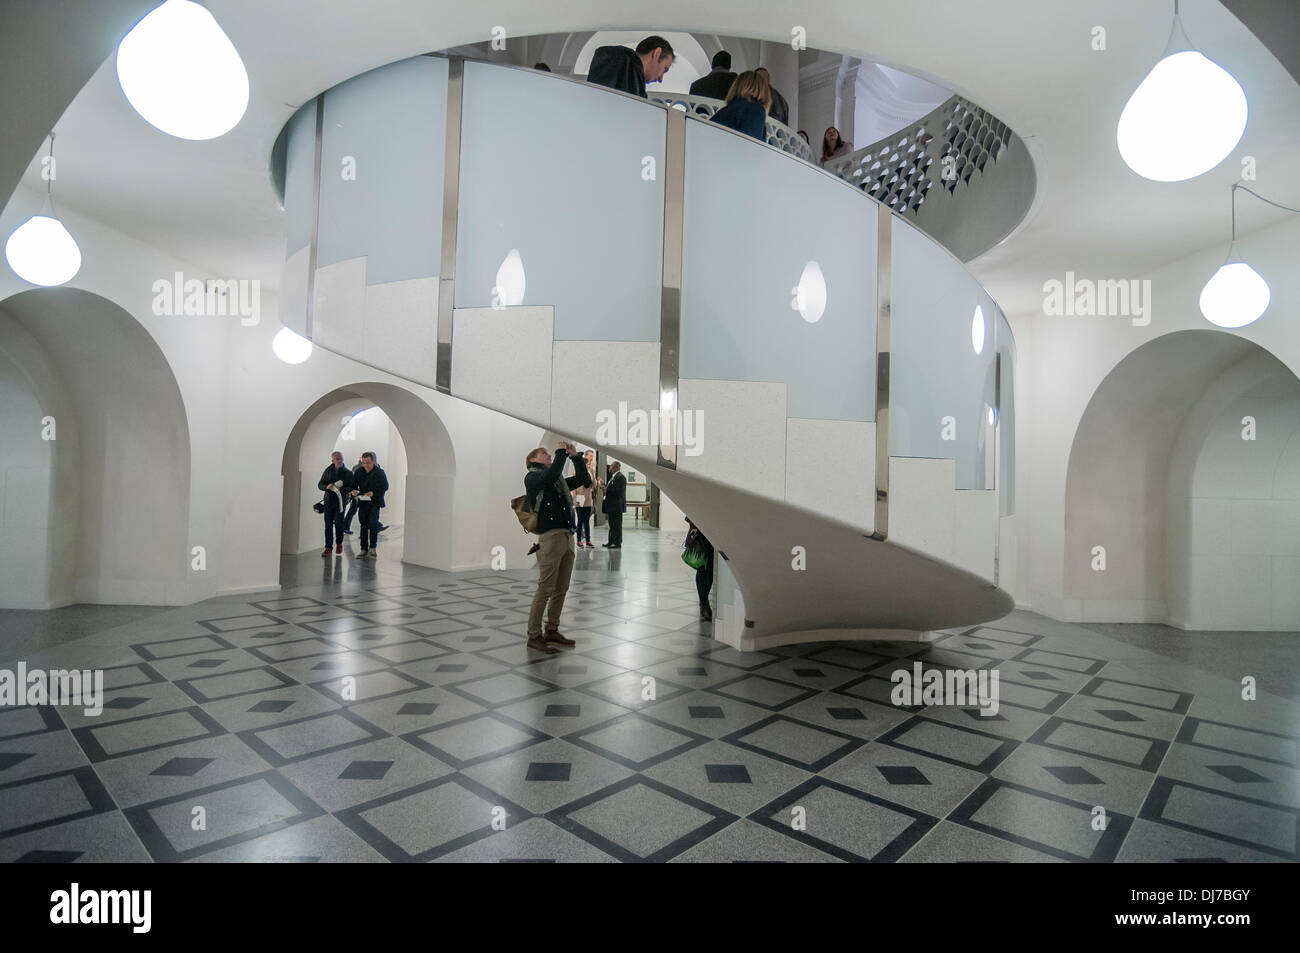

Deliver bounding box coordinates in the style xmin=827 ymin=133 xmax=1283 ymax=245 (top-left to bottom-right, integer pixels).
xmin=318 ymin=451 xmax=353 ymax=556
xmin=518 ymin=441 xmax=591 ymax=654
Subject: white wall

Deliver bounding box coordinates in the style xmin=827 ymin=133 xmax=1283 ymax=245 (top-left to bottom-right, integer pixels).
xmin=0 ymin=184 xmax=544 ymax=603
xmin=1005 ymin=214 xmax=1300 ymax=627
xmin=1165 ymin=350 xmax=1300 ymax=629
xmin=0 ymin=289 xmax=189 ymax=606
xmin=0 ymin=348 xmax=55 ymax=608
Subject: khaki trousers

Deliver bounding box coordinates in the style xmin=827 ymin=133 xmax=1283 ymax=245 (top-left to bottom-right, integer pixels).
xmin=528 ymin=528 xmax=575 ymax=637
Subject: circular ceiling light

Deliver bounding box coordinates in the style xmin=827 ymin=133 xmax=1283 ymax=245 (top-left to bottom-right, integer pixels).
xmin=5 ymin=213 xmax=81 ymax=286
xmin=1199 ymin=260 xmax=1269 ymax=328
xmin=1117 ymin=49 xmax=1247 ymax=182
xmin=116 ymin=0 xmax=250 ymax=140
xmin=272 ymin=327 xmax=312 ymax=364
xmin=971 ymin=305 xmax=985 ymax=355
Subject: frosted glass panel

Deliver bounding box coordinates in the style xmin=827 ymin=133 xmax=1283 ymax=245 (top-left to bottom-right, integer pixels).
xmin=283 ymin=99 xmax=317 ymax=257
xmin=456 ymin=62 xmax=665 ymax=342
xmin=317 ymin=57 xmax=446 ymax=285
xmin=891 ymin=217 xmax=997 ymax=489
xmin=680 ymin=122 xmax=876 ymax=422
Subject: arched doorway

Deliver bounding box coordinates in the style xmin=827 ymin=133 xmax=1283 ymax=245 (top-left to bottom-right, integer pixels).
xmin=0 ymin=288 xmax=191 ymax=609
xmin=1065 ymin=329 xmax=1300 ymax=629
xmin=280 ymin=383 xmax=455 ymax=575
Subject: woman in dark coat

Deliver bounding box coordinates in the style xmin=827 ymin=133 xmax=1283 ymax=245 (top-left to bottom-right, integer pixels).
xmin=709 ymin=70 xmax=770 ymax=143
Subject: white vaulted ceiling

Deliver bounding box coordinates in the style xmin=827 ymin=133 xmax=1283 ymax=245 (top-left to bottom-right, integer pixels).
xmin=2 ymin=0 xmax=1299 ymax=320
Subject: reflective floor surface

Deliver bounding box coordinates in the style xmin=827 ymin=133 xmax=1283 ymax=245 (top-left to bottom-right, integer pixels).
xmin=1 ymin=524 xmax=1296 ymax=862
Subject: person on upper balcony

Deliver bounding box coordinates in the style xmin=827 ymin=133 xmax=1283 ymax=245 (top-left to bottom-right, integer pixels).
xmin=689 ymin=50 xmax=736 ymax=100
xmin=709 ymin=70 xmax=770 ymax=143
xmin=753 ymin=68 xmax=789 ymax=126
xmin=821 ymin=126 xmax=853 ymax=166
xmin=586 ymin=35 xmax=674 ymax=98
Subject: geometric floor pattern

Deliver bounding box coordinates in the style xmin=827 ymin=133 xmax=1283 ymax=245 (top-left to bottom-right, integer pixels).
xmin=2 ymin=528 xmax=1297 ymax=863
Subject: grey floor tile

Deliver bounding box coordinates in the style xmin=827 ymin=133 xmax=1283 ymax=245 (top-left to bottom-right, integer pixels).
xmin=670 ymin=818 xmax=842 ymax=863
xmin=188 ymin=813 xmax=387 ymax=862
xmin=432 ymin=817 xmax=618 ymax=862
xmin=642 ymin=739 xmax=811 ymax=816
xmin=277 ymin=736 xmax=454 ymax=812
xmin=0 ymin=810 xmax=152 ymax=863
xmin=822 ymin=741 xmax=986 ymax=819
xmin=93 ymin=732 xmax=271 ymax=808
xmin=993 ymin=742 xmax=1157 ymax=816
xmin=461 ymin=738 xmax=633 ymax=814
xmin=899 ymin=819 xmax=1067 ymax=862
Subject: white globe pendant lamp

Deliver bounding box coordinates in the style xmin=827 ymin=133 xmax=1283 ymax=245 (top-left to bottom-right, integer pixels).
xmin=4 ymin=134 xmax=81 ymax=287
xmin=116 ymin=0 xmax=250 ymax=140
xmin=272 ymin=327 xmax=313 ymax=364
xmin=1199 ymin=258 xmax=1269 ymax=329
xmin=1199 ymin=184 xmax=1298 ymax=329
xmin=1117 ymin=1 xmax=1247 ymax=182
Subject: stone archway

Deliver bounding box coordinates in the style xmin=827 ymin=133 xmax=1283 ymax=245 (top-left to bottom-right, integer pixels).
xmin=0 ymin=287 xmax=191 ymax=608
xmin=281 ymin=382 xmax=456 ymax=571
xmin=1064 ymin=329 xmax=1299 ymax=628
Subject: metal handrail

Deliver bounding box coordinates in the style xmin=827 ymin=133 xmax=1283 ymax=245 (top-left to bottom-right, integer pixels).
xmin=647 ymin=91 xmax=814 ymax=162
xmin=823 ymin=94 xmax=1014 ymax=215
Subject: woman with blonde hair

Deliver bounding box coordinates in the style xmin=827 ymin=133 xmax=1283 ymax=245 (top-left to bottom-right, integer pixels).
xmin=710 ymin=69 xmax=769 ymax=142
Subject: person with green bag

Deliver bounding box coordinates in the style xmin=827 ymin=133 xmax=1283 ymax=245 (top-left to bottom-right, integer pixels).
xmin=683 ymin=518 xmax=715 ymax=621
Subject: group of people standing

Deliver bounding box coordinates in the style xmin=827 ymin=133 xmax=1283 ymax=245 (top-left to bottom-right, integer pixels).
xmin=567 ymin=448 xmax=627 ymax=549
xmin=317 ymin=451 xmax=389 ymax=558
xmin=521 ymin=442 xmax=714 ymax=655
xmin=583 ymin=39 xmax=854 ymax=166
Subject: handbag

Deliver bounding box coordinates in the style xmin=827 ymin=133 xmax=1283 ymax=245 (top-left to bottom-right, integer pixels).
xmin=682 ymin=529 xmax=709 ymax=570
xmin=510 ymin=486 xmax=546 ymax=534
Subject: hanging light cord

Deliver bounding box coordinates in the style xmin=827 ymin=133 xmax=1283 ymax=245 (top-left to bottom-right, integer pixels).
xmin=1231 ymin=183 xmax=1300 ymax=241
xmin=46 ymin=133 xmax=55 ymax=195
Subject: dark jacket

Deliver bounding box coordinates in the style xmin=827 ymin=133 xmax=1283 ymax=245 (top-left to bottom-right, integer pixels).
xmin=767 ymin=85 xmax=789 ymax=126
xmin=352 ymin=465 xmax=388 ymax=508
xmin=587 ymin=45 xmax=646 ymax=98
xmin=711 ymin=98 xmax=767 ymax=141
xmin=690 ymin=68 xmax=736 ymax=100
xmin=318 ymin=463 xmax=353 ymax=515
xmin=524 ymin=449 xmax=592 ymax=534
xmin=602 ymin=470 xmax=627 ymax=514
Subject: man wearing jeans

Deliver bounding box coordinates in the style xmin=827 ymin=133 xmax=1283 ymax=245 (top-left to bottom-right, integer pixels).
xmin=523 ymin=441 xmax=592 ymax=654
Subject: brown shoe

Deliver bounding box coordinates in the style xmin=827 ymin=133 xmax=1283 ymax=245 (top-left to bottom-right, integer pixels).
xmin=543 ymin=629 xmax=575 ymax=647
xmin=321 ymin=547 xmax=331 ymax=557
xmin=526 ymin=636 xmax=560 ymax=654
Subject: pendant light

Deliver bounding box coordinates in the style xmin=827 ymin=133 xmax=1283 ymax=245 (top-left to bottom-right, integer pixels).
xmin=116 ymin=0 xmax=250 ymax=140
xmin=1199 ymin=184 xmax=1298 ymax=329
xmin=4 ymin=134 xmax=82 ymax=287
xmin=272 ymin=327 xmax=313 ymax=364
xmin=1117 ymin=0 xmax=1248 ymax=182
